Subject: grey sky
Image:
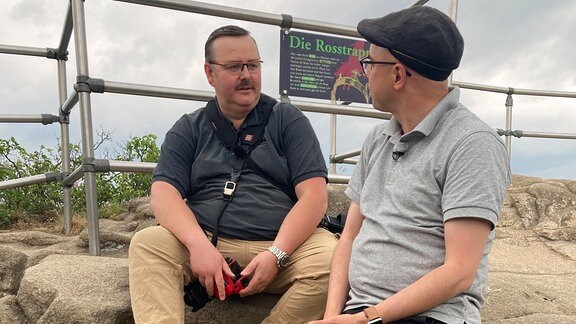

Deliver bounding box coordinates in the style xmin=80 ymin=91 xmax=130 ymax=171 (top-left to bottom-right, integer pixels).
xmin=1 ymin=0 xmax=575 ymax=180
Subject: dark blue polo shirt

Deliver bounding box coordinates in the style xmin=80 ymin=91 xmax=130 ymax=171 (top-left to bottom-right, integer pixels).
xmin=153 ymin=94 xmax=327 ymax=240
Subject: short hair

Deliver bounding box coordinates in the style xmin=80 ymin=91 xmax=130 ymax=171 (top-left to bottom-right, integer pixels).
xmin=204 ymin=25 xmax=255 ymax=62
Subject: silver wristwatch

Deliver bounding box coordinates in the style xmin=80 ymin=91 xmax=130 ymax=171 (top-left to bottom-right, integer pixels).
xmin=268 ymin=245 xmax=290 ymax=269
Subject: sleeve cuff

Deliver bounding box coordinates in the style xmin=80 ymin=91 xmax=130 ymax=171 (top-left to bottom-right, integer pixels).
xmin=151 ymin=176 xmax=187 ymax=198
xmin=444 ymin=206 xmax=498 ymax=228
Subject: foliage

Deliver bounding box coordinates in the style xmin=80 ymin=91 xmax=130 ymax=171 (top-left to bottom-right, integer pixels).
xmin=0 ymin=134 xmax=160 ymax=228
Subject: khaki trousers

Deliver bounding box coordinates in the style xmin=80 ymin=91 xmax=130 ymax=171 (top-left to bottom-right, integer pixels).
xmin=129 ymin=225 xmax=337 ymax=324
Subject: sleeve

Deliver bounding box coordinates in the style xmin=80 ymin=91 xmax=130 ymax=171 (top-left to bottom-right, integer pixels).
xmin=442 ymin=131 xmax=512 ymax=227
xmin=152 ymin=114 xmax=197 ymax=198
xmin=280 ymin=104 xmax=328 ymax=186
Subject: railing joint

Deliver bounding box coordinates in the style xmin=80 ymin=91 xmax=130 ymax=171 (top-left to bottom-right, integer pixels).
xmin=47 ymin=47 xmax=69 ymax=61
xmin=40 ymin=114 xmax=61 ymax=125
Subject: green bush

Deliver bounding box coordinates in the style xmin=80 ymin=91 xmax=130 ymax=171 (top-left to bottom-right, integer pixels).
xmin=0 ymin=134 xmax=160 ymax=228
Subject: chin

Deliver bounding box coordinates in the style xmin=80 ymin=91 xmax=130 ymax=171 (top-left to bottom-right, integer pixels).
xmin=235 ymin=93 xmax=259 ymax=106
xmin=372 ymin=103 xmax=388 ymax=113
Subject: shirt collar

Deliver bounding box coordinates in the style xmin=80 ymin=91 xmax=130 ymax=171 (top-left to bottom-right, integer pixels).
xmin=236 ymin=94 xmax=275 ymax=131
xmin=382 ymin=87 xmax=461 ymax=142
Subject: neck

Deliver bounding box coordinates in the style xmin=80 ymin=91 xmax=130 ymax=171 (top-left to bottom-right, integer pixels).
xmin=216 ymin=100 xmax=254 ymax=130
xmin=395 ymin=81 xmax=449 ymax=133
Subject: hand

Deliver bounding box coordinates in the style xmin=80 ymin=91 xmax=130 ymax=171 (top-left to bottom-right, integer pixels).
xmin=309 ymin=313 xmax=365 ymax=324
xmin=238 ymin=250 xmax=279 ymax=297
xmin=188 ymin=241 xmax=235 ymax=301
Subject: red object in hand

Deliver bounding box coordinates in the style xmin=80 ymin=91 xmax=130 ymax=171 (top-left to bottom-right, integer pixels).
xmin=214 ymin=257 xmax=250 ymax=297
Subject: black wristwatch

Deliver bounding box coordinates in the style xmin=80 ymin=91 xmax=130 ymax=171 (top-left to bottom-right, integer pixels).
xmin=363 ymin=307 xmax=383 ymax=324
xmin=267 ymin=245 xmax=290 ymax=269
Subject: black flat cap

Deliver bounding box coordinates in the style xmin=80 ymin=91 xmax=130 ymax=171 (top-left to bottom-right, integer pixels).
xmin=357 ymin=6 xmax=464 ymax=81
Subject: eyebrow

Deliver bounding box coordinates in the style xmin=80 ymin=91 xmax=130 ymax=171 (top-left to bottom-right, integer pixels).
xmin=215 ymin=59 xmax=261 ymax=63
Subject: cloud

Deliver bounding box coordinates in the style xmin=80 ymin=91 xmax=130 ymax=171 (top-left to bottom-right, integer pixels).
xmin=1 ymin=0 xmax=575 ymax=180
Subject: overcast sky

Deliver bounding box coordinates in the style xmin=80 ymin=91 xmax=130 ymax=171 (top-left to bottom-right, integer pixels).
xmin=1 ymin=0 xmax=575 ymax=180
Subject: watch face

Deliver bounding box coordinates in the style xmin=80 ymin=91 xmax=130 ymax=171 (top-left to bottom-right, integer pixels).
xmin=278 ymin=255 xmax=290 ymax=269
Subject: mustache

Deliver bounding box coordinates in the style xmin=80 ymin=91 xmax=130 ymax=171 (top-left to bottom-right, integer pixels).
xmin=237 ymin=79 xmax=253 ymax=89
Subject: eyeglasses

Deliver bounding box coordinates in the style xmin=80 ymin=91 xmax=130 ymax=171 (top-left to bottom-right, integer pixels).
xmin=209 ymin=60 xmax=263 ymax=74
xmin=359 ymin=56 xmax=412 ymax=77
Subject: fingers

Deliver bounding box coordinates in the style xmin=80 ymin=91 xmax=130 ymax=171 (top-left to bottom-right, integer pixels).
xmin=238 ymin=279 xmax=261 ymax=297
xmin=239 ymin=260 xmax=255 ymax=278
xmin=203 ymin=275 xmax=215 ymax=298
xmin=238 ymin=257 xmax=277 ymax=297
xmin=213 ymin=271 xmax=226 ymax=301
xmin=222 ymin=261 xmax=235 ymax=278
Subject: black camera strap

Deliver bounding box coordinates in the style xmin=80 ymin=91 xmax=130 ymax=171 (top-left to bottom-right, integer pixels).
xmin=210 ymin=160 xmax=244 ymax=246
xmin=205 ymin=97 xmax=297 ymax=203
xmin=205 ymin=97 xmax=296 ymax=246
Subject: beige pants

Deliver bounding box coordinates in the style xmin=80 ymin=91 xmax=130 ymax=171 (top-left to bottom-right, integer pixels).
xmin=129 ymin=225 xmax=337 ymax=324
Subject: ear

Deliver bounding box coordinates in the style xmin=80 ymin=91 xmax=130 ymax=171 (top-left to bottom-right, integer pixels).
xmin=392 ymin=65 xmax=408 ymax=90
xmin=204 ymin=63 xmax=215 ymax=87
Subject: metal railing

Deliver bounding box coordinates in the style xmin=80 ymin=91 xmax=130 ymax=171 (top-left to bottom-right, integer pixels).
xmin=1 ymin=0 xmax=575 ymax=255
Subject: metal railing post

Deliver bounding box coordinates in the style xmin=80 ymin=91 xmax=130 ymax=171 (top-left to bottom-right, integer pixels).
xmin=329 ymin=114 xmax=337 ymax=174
xmin=58 ymin=59 xmax=73 ymax=235
xmin=505 ymin=88 xmax=514 ymax=159
xmin=58 ymin=0 xmax=73 ymax=236
xmin=448 ymin=0 xmax=458 ymax=86
xmin=71 ymin=0 xmax=100 ymax=255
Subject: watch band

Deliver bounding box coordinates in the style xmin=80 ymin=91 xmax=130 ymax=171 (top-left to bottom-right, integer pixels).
xmin=267 ymin=245 xmax=290 ymax=269
xmin=363 ymin=307 xmax=382 ymax=324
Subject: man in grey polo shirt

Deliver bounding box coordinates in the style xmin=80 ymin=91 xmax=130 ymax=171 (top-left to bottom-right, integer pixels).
xmin=128 ymin=25 xmax=337 ymax=324
xmin=312 ymin=6 xmax=511 ymax=324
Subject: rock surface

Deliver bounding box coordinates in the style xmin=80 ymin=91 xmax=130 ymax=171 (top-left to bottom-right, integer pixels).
xmin=0 ymin=175 xmax=575 ymax=324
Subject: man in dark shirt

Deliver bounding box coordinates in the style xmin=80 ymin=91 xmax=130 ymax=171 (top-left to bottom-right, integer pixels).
xmin=128 ymin=25 xmax=337 ymax=324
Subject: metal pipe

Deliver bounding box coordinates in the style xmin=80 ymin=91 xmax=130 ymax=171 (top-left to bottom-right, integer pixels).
xmin=63 ymin=166 xmax=85 ymax=187
xmin=332 ymin=149 xmax=361 ymax=161
xmin=513 ymin=131 xmax=576 ymax=140
xmin=114 ymin=0 xmax=358 ymax=37
xmin=104 ymin=80 xmax=214 ymax=101
xmin=72 ymin=0 xmax=100 ymax=256
xmin=60 ymin=92 xmax=79 ymax=114
xmin=449 ymin=0 xmax=459 ymax=22
xmin=58 ymin=58 xmax=73 ymax=235
xmin=327 ymin=174 xmax=350 ymax=184
xmin=293 ymin=100 xmax=391 ymax=119
xmin=0 ymin=173 xmax=60 ymax=190
xmin=453 ymin=81 xmax=576 ymax=98
xmin=505 ymin=92 xmax=513 ymax=158
xmin=340 ymin=158 xmax=358 ymax=165
xmin=0 ymin=44 xmax=47 ymax=57
xmin=329 ymin=114 xmax=337 ymax=174
xmin=103 ymin=79 xmax=391 ymax=119
xmin=108 ymin=160 xmax=157 ymax=173
xmin=0 ymin=114 xmax=57 ymax=124
xmin=58 ymin=2 xmax=74 ymax=58
xmin=447 ymin=0 xmax=459 ymax=86
xmin=410 ymin=0 xmax=430 ymax=6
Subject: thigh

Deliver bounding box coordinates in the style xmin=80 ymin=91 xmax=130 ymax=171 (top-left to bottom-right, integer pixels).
xmin=289 ymin=228 xmax=338 ymax=272
xmin=130 ymin=225 xmax=190 ymax=265
xmin=266 ymin=228 xmax=338 ymax=293
xmin=130 ymin=225 xmax=193 ymax=283
xmin=209 ymin=233 xmax=259 ymax=268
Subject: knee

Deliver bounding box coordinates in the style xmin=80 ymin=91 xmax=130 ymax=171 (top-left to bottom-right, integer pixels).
xmin=129 ymin=226 xmax=159 ymax=256
xmin=128 ymin=226 xmax=185 ymax=266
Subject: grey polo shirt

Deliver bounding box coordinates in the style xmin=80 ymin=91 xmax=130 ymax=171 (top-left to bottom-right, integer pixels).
xmin=345 ymin=88 xmax=511 ymax=324
xmin=153 ymin=94 xmax=327 ymax=240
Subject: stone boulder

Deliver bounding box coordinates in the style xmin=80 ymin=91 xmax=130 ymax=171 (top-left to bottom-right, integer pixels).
xmin=0 ymin=246 xmax=27 ymax=295
xmin=17 ymin=255 xmax=132 ymax=324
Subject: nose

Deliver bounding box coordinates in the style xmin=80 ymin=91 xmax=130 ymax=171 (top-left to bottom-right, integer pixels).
xmin=239 ymin=64 xmax=251 ymax=77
